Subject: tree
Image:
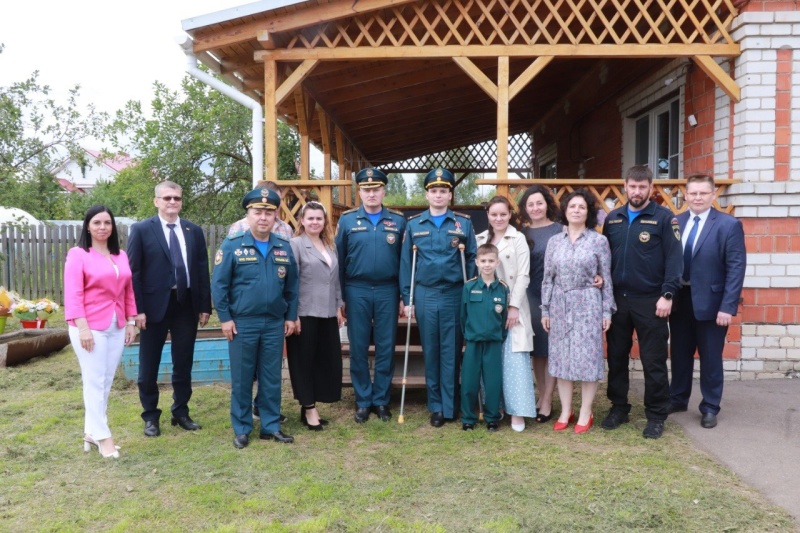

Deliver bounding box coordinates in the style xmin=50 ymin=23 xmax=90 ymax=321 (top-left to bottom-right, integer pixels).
xmin=104 ymin=71 xmax=300 ymax=223
xmin=0 ymin=44 xmax=107 ymax=218
xmin=383 ymin=172 xmax=408 ymax=206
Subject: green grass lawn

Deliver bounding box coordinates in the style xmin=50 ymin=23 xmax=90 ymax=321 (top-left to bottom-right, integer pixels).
xmin=0 ymin=336 xmax=795 ymax=532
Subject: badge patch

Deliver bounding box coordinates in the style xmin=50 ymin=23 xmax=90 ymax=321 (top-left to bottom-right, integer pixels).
xmin=451 ymin=237 xmax=460 ymax=248
xmin=639 ymin=231 xmax=651 ymax=243
xmin=673 ymin=227 xmax=681 ymax=241
xmin=495 ymin=304 xmax=503 ymax=313
xmin=214 ymin=249 xmax=223 ymax=265
xmin=277 ymin=266 xmax=286 ymax=278
xmin=234 ymin=248 xmax=243 ymax=256
xmin=386 ymin=233 xmax=396 ymax=244
xmin=249 ymin=249 xmax=255 ymax=256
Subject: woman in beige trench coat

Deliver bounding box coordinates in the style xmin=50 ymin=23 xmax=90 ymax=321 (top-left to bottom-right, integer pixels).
xmin=476 ymin=196 xmax=536 ymax=431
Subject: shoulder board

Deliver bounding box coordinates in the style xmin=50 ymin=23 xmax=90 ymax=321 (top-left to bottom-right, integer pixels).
xmin=499 ymin=279 xmax=509 ymax=288
xmin=274 ymin=234 xmax=290 ymax=242
xmin=341 ymin=208 xmax=358 ymax=215
xmin=467 ymin=276 xmax=478 ymax=282
xmin=408 ymin=213 xmax=422 ymax=220
xmin=226 ymin=231 xmax=245 ymax=240
xmin=454 ymin=211 xmax=471 ymax=219
xmin=388 ymin=209 xmax=404 ymax=217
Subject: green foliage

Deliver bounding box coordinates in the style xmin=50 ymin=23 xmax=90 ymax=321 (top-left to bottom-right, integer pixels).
xmin=0 ymin=44 xmax=107 ymax=219
xmin=101 ymin=71 xmax=300 ymax=223
xmin=383 ymin=172 xmax=408 ymax=206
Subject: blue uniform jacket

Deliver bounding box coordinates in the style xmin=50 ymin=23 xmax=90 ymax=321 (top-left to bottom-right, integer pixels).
xmin=211 ymin=230 xmax=299 ymax=322
xmin=400 ymin=209 xmax=478 ymax=305
xmin=602 ymin=201 xmax=682 ymax=298
xmin=335 ymin=205 xmax=406 ymax=295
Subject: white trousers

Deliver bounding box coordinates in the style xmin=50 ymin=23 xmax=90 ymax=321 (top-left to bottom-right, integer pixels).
xmin=69 ymin=315 xmax=125 ymax=441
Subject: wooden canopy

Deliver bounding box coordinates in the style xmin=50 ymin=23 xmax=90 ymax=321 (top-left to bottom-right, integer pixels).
xmin=183 ymin=0 xmax=741 ymax=182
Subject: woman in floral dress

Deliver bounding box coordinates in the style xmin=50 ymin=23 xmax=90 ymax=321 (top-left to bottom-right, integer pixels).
xmin=541 ymin=190 xmax=615 ymax=434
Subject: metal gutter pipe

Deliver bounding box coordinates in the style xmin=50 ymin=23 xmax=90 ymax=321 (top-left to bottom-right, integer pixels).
xmin=176 ymin=36 xmax=263 ymax=186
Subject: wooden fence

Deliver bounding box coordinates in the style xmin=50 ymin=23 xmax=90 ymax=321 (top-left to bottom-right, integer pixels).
xmin=0 ymin=224 xmax=227 ymax=304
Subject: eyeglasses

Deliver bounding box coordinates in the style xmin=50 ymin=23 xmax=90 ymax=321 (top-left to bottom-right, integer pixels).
xmin=157 ymin=196 xmax=183 ymax=202
xmin=686 ymin=191 xmax=713 ymax=198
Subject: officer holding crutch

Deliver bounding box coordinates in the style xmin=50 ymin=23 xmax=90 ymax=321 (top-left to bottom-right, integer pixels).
xmin=400 ymin=169 xmax=477 ymax=427
xmin=398 ymin=245 xmax=417 ymax=424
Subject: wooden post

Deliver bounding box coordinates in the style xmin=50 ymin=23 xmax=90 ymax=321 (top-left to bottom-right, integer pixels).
xmin=497 ymin=56 xmax=510 ymax=197
xmin=264 ymin=59 xmax=278 ymax=181
xmin=294 ymin=88 xmax=310 ymax=180
xmin=318 ymin=104 xmax=332 ymax=180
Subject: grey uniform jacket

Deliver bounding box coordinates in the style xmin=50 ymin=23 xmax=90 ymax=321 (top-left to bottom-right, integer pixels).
xmin=290 ymin=234 xmax=343 ymax=318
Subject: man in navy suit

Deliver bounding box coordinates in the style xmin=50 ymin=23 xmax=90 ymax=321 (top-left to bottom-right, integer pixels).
xmin=668 ymin=174 xmax=746 ymax=429
xmin=128 ymin=180 xmax=212 ymax=437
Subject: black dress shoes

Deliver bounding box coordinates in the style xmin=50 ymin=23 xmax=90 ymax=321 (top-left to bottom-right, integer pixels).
xmin=430 ymin=412 xmax=445 ymax=427
xmin=260 ymin=431 xmax=295 ymax=443
xmin=486 ymin=422 xmax=499 ymax=432
xmin=462 ymin=423 xmax=475 ymax=431
xmin=643 ymin=420 xmax=665 ymax=439
xmin=371 ymin=405 xmax=392 ymax=422
xmin=668 ymin=404 xmax=688 ymax=414
xmin=354 ymin=407 xmax=370 ymax=423
xmin=171 ymin=415 xmax=202 ymax=431
xmin=144 ymin=420 xmax=161 ymax=437
xmin=701 ymin=412 xmax=718 ymax=429
xmin=233 ymin=434 xmax=249 ymax=449
xmin=301 ymin=406 xmax=329 ymax=426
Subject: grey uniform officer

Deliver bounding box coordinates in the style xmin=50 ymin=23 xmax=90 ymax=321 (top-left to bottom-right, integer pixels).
xmin=211 ymin=187 xmax=299 ymax=449
xmin=335 ymin=168 xmax=406 ymax=423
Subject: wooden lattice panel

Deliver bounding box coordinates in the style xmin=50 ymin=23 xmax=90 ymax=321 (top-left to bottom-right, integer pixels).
xmin=477 ymin=179 xmax=738 ymax=214
xmin=379 ymin=132 xmax=532 ymax=173
xmin=279 ymin=179 xmax=355 ymax=230
xmin=285 ymin=0 xmax=738 ymax=50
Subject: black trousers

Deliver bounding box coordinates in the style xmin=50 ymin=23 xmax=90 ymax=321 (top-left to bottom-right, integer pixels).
xmin=286 ymin=316 xmax=343 ymax=406
xmin=137 ymin=290 xmax=199 ymax=422
xmin=669 ymin=286 xmax=728 ymax=415
xmin=606 ymin=292 xmax=670 ymax=421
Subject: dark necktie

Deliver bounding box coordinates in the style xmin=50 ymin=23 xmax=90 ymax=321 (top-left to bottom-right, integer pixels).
xmin=682 ymin=215 xmax=701 ymax=282
xmin=167 ymin=223 xmax=188 ymax=302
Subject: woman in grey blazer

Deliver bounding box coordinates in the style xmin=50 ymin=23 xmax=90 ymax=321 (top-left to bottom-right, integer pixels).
xmin=286 ymin=201 xmax=344 ymax=430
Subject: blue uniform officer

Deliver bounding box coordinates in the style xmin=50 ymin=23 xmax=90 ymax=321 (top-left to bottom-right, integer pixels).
xmin=211 ymin=187 xmax=299 ymax=449
xmin=336 ymin=168 xmax=406 ymax=423
xmin=400 ymin=168 xmax=477 ymax=427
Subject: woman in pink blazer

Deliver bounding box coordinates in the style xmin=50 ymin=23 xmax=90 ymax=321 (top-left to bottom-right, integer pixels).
xmin=64 ymin=206 xmax=137 ymax=458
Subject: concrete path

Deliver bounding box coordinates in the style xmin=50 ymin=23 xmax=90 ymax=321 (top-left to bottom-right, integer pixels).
xmin=661 ymin=379 xmax=800 ymax=522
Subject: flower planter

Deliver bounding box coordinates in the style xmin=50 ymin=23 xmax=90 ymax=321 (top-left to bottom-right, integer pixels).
xmin=20 ymin=319 xmax=47 ymax=329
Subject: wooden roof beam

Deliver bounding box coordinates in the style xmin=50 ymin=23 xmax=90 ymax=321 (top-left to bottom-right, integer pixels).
xmin=453 ymin=58 xmax=498 ymax=102
xmin=256 ymin=44 xmax=740 ymax=61
xmin=692 ymin=55 xmax=740 ymax=102
xmin=262 ymin=0 xmax=420 ymax=33
xmin=275 ymin=60 xmax=319 ymax=106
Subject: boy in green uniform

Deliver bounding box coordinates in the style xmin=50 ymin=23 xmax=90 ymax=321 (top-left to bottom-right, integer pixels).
xmin=460 ymin=243 xmax=508 ymax=431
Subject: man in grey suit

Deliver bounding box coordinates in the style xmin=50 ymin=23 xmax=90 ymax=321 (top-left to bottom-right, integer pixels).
xmin=668 ymin=174 xmax=746 ymax=429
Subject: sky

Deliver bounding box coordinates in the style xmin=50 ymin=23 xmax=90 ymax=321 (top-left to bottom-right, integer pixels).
xmin=0 ymin=0 xmax=330 ymax=173
xmin=1 ymin=0 xmax=246 ymax=116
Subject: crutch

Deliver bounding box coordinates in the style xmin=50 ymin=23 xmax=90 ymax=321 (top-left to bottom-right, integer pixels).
xmin=398 ymin=245 xmax=418 ymax=424
xmin=459 ymin=244 xmax=483 ymax=421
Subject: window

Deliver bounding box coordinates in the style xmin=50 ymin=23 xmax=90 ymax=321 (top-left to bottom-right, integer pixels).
xmin=634 ymin=98 xmax=680 ymax=179
xmin=537 ymin=143 xmax=557 ymax=179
